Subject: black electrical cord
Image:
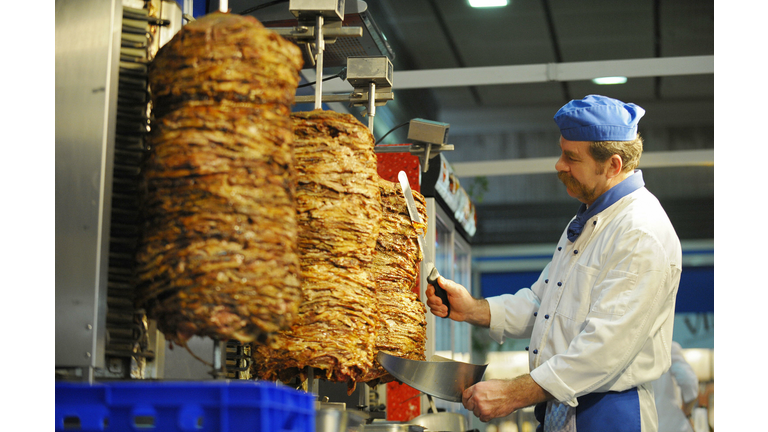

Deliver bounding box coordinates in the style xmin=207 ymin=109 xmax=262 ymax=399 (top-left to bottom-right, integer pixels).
xmin=297 ymin=68 xmax=348 ymax=88
xmin=375 ymin=121 xmax=410 ymax=145
xmin=236 ymin=0 xmax=289 ymax=15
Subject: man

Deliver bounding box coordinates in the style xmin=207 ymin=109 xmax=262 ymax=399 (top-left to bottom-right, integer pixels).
xmin=652 ymin=341 xmax=699 ymax=432
xmin=426 ymin=95 xmax=682 ymax=432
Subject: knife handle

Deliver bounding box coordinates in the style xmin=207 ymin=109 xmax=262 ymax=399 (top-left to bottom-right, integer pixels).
xmin=427 ymin=265 xmax=450 ymax=318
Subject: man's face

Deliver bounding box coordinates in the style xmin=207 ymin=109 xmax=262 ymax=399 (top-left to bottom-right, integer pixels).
xmin=555 ymin=137 xmax=611 ymax=205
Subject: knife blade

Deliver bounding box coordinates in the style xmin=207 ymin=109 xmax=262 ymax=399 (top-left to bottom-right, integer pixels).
xmin=397 ymin=171 xmax=451 ymax=317
xmin=376 ymin=351 xmax=488 ymax=402
xmin=398 ymin=171 xmax=426 ymax=255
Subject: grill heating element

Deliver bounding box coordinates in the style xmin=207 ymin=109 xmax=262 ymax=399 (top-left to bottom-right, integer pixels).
xmin=102 ymin=3 xmax=155 ymax=379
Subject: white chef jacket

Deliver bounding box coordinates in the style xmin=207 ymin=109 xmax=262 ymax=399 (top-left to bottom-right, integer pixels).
xmin=487 ymin=186 xmax=682 ymax=430
xmin=652 ymin=342 xmax=699 ymax=432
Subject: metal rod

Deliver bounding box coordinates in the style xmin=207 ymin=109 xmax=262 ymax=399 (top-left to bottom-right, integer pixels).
xmin=428 ymin=394 xmax=438 ymax=414
xmin=374 ymin=144 xmax=411 ymax=154
xmin=314 ymin=15 xmax=325 ymax=110
xmin=294 ymin=91 xmax=395 ymax=105
xmin=212 ymin=339 xmax=226 ymax=379
xmin=294 ymin=94 xmax=352 ymax=104
xmin=358 ymin=385 xmax=367 ymax=409
xmin=367 ymin=81 xmax=376 ymax=130
xmin=307 ymin=367 xmax=320 ymax=395
xmin=308 ymin=367 xmax=313 ymax=393
xmin=269 ymin=26 xmax=363 ymax=39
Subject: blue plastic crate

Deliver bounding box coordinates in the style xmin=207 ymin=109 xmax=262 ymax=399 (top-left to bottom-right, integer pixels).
xmin=55 ymin=380 xmax=315 ymax=432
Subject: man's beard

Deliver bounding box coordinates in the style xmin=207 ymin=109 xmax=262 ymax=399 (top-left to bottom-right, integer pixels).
xmin=557 ymin=171 xmax=600 ymax=204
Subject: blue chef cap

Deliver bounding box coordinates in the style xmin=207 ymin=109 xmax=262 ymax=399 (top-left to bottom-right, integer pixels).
xmin=554 ymin=95 xmax=645 ymax=141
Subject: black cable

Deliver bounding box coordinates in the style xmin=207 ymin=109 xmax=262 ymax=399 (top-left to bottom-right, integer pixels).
xmin=236 ymin=0 xmax=289 ymax=15
xmin=375 ymin=121 xmax=410 ymax=145
xmin=297 ymin=68 xmax=347 ymax=88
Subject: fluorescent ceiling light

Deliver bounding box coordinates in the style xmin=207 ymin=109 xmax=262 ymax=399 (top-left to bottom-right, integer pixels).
xmin=592 ymin=76 xmax=628 ymax=85
xmin=469 ymin=0 xmax=509 ymax=8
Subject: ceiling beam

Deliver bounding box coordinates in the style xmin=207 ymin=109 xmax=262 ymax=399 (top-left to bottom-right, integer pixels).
xmin=440 ymin=100 xmax=714 ymax=134
xmin=317 ymin=55 xmax=713 ymax=93
xmin=450 ymin=149 xmax=714 ymax=178
xmin=392 ymin=55 xmax=714 ymax=89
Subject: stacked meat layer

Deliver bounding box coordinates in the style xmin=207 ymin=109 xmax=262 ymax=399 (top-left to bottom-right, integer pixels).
xmin=148 ymin=12 xmax=302 ymax=116
xmin=135 ymin=12 xmax=304 ymax=345
xmin=361 ymin=178 xmax=428 ymax=385
xmin=251 ymin=110 xmax=384 ymax=388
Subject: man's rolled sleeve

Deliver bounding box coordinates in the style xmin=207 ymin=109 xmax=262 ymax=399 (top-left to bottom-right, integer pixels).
xmin=530 ymin=361 xmax=579 ymax=407
xmin=488 ymin=297 xmax=508 ymax=344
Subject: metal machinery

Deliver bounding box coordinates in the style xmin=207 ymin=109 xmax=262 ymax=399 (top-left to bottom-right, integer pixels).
xmin=56 ymin=0 xmax=477 ymax=430
xmin=56 ymin=0 xmax=183 ymax=383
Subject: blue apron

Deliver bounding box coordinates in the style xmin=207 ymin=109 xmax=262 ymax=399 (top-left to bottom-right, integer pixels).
xmin=535 ymin=388 xmax=642 ymax=432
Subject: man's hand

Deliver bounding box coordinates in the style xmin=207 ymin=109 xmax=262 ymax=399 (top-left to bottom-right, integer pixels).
xmin=462 ymin=375 xmax=552 ymax=422
xmin=425 ymin=276 xmax=490 ymax=327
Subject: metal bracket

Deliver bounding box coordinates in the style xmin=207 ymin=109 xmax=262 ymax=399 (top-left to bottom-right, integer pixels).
xmin=410 ymin=142 xmax=455 ymax=172
xmin=347 ymin=56 xmax=393 ymax=129
xmin=270 ymin=21 xmax=362 ymax=42
xmin=408 ymin=119 xmax=454 ymax=172
xmin=270 ymin=21 xmax=363 ymax=68
xmin=349 ymin=90 xmax=394 ymax=108
xmin=295 ymin=56 xmax=394 ymax=130
xmin=273 ymin=0 xmax=362 ymax=109
xmin=373 ymin=118 xmax=454 ymax=172
xmin=294 ymin=90 xmax=393 ymax=105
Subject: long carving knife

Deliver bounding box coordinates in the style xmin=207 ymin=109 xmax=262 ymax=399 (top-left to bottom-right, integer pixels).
xmin=397 ymin=171 xmax=451 ymax=317
xmin=398 ymin=171 xmax=426 ymax=254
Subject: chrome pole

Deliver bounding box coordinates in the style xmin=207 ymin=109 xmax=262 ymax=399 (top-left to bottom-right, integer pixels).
xmin=314 ymin=14 xmax=325 ymax=110
xmin=367 ymin=81 xmax=376 ymax=130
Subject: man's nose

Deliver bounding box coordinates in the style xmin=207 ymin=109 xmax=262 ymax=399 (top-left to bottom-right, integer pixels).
xmin=555 ymin=155 xmax=566 ymax=172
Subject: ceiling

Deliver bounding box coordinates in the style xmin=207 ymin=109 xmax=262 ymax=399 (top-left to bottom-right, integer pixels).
xmin=232 ymin=0 xmax=715 ymax=247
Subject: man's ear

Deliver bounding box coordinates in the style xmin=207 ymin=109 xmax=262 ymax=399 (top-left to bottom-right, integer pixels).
xmin=607 ymin=154 xmax=623 ymax=178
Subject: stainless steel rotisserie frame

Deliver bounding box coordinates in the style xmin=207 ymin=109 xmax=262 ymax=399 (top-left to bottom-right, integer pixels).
xmin=56 ymin=0 xmax=122 ymax=373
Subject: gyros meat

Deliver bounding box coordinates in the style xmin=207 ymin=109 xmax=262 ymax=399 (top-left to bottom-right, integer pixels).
xmin=251 ymin=110 xmax=383 ymax=390
xmin=135 ymin=12 xmax=304 ymax=345
xmin=149 ymin=12 xmax=303 ymax=118
xmin=361 ymin=178 xmax=428 ymax=385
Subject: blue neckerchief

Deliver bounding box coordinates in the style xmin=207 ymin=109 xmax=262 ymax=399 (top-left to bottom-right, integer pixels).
xmin=566 ymin=170 xmax=645 ymax=242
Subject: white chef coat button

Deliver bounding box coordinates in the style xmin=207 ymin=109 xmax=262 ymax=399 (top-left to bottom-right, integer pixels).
xmin=545 ymin=279 xmax=549 ymax=283
xmin=533 ymin=312 xmax=538 ymax=317
xmin=558 ymin=247 xmax=562 ymax=251
xmin=544 ymin=314 xmax=550 ymax=319
xmin=525 ymin=346 xmax=529 ymax=351
xmin=533 ymin=349 xmax=538 ymax=354
xmin=574 ymin=250 xmax=579 ymax=254
xmin=593 ymin=220 xmax=597 ymax=225
xmin=557 ymin=282 xmax=562 ymax=286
